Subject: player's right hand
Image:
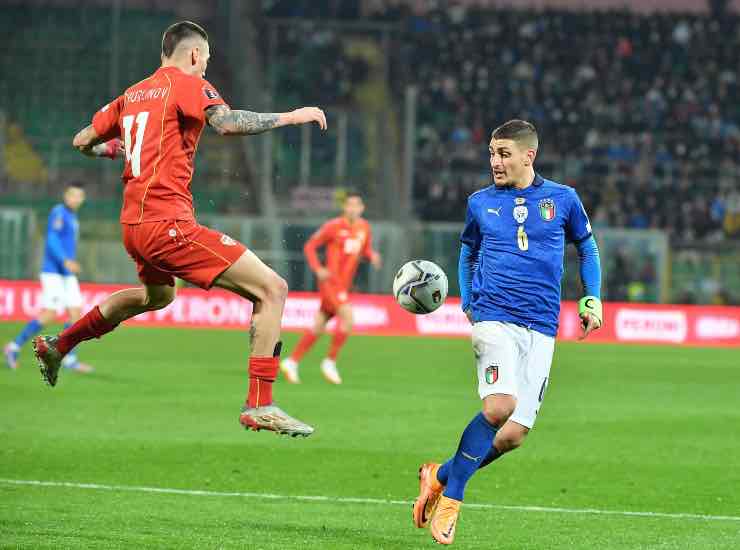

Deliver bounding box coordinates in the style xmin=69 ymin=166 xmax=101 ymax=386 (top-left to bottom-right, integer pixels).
xmin=465 ymin=308 xmax=474 ymax=325
xmin=64 ymin=260 xmax=81 ymax=274
xmin=109 ymin=138 xmax=125 ymax=159
xmin=290 ymin=107 xmax=327 ymax=130
xmin=316 ymin=267 xmax=331 ymax=281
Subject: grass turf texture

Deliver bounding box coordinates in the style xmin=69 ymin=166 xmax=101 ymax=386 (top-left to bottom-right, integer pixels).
xmin=1 ymin=322 xmax=739 ymax=549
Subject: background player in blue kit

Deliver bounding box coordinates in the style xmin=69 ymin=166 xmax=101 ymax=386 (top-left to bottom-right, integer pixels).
xmin=4 ymin=183 xmax=94 ymax=374
xmin=412 ymin=120 xmax=603 ymax=545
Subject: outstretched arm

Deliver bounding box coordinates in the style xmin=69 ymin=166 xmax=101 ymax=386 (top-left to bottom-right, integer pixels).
xmin=206 ymin=105 xmax=327 ymax=136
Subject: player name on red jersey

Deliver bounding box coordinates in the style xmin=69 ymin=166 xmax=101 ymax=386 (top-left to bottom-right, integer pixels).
xmin=124 ymin=87 xmax=169 ymax=103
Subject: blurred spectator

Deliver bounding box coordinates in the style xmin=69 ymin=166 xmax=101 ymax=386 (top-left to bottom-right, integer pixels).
xmin=375 ymin=5 xmax=740 ymax=242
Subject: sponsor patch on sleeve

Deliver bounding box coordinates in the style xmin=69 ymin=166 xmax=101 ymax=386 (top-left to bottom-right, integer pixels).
xmin=203 ymin=87 xmax=219 ymax=100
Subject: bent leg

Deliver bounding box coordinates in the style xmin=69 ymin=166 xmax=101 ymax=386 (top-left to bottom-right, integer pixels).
xmin=214 ymin=249 xmax=287 ymax=357
xmin=214 ymin=250 xmax=288 ymax=407
xmin=214 ymin=250 xmax=314 ymax=435
xmin=438 ymin=322 xmax=519 ymax=498
xmin=98 ymin=285 xmax=175 ymax=326
xmin=436 ymin=393 xmax=515 ymax=489
xmin=57 ymin=284 xmax=175 ymax=356
xmin=34 ymin=284 xmax=174 ymax=387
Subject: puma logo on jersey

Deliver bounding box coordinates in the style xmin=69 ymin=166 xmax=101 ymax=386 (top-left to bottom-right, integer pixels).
xmin=487 ymin=207 xmax=502 ymax=216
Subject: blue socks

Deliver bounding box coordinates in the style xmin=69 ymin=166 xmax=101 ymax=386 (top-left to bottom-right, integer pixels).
xmin=14 ymin=319 xmax=43 ymax=347
xmin=442 ymin=413 xmax=499 ymax=501
xmin=437 ymin=445 xmax=502 ymax=486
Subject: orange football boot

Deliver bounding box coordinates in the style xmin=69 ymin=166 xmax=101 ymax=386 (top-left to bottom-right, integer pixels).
xmin=412 ymin=462 xmax=444 ymax=528
xmin=430 ymin=495 xmax=461 ymax=545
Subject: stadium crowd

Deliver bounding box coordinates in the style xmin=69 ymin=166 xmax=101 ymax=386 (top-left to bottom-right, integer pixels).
xmin=265 ymin=0 xmax=740 ymax=242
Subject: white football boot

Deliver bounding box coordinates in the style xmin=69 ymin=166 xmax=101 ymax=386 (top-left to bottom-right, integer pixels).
xmin=320 ymin=358 xmax=342 ymax=385
xmin=239 ymin=404 xmax=314 ymax=437
xmin=280 ymin=358 xmax=300 ymax=384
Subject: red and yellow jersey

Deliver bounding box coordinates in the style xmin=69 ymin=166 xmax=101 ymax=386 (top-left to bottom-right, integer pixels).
xmin=304 ymin=217 xmax=374 ymax=290
xmin=92 ymin=66 xmax=227 ymax=224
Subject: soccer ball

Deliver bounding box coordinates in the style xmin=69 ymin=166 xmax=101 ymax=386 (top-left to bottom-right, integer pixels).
xmin=393 ymin=260 xmax=448 ymax=314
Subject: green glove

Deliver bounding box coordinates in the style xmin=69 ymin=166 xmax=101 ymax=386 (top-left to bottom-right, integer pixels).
xmin=578 ymin=296 xmax=603 ymax=326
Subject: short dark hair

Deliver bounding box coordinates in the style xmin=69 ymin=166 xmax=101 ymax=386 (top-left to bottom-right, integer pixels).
xmin=491 ymin=119 xmax=538 ymax=150
xmin=65 ymin=181 xmax=84 ymax=191
xmin=344 ymin=191 xmax=363 ymax=202
xmin=161 ymin=21 xmax=208 ymax=58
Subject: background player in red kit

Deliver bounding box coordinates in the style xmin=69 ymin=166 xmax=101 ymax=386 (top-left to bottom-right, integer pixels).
xmin=32 ymin=21 xmax=327 ymax=437
xmin=281 ymin=193 xmax=381 ymax=384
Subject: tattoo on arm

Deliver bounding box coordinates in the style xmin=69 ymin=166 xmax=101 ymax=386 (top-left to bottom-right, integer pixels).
xmin=73 ymin=124 xmax=106 ymax=156
xmin=206 ymin=105 xmax=281 ymax=136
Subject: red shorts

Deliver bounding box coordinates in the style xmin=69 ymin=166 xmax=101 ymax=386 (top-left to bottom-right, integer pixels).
xmin=122 ymin=219 xmax=247 ymax=289
xmin=319 ymin=281 xmax=349 ymax=316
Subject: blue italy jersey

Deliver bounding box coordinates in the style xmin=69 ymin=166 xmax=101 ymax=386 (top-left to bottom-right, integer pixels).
xmin=461 ymin=174 xmax=592 ymax=337
xmin=41 ymin=204 xmax=79 ymax=275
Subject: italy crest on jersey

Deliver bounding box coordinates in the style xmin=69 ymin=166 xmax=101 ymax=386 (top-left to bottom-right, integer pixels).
xmin=485 ymin=365 xmax=499 ymax=384
xmin=538 ymin=198 xmax=556 ymax=221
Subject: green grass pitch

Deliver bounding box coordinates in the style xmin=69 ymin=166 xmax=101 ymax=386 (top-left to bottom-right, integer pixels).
xmin=1 ymin=321 xmax=739 ymax=549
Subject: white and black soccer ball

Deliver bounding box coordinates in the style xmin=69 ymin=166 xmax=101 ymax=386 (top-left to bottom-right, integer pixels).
xmin=393 ymin=260 xmax=448 ymax=314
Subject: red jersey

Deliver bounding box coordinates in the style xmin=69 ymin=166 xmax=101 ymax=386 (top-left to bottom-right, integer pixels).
xmin=304 ymin=217 xmax=374 ymax=290
xmin=91 ymin=66 xmax=227 ymax=224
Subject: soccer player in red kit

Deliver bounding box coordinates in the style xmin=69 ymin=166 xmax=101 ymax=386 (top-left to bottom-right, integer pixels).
xmin=281 ymin=193 xmax=381 ymax=384
xmin=32 ymin=21 xmax=327 ymax=437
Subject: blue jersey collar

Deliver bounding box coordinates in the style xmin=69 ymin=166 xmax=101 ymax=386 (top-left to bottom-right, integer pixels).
xmin=491 ymin=173 xmax=544 ymax=192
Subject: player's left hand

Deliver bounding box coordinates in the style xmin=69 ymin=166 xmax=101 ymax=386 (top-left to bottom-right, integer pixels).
xmin=578 ymin=296 xmax=603 ymax=340
xmin=290 ymin=107 xmax=327 ymax=130
xmin=579 ymin=312 xmax=601 ymax=340
xmin=370 ymin=251 xmax=382 ymax=269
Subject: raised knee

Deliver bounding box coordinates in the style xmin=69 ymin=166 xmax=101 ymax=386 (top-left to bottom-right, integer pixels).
xmin=265 ymin=275 xmax=288 ymax=304
xmin=482 ymin=402 xmax=515 ymax=427
xmin=145 ymin=290 xmax=175 ymax=311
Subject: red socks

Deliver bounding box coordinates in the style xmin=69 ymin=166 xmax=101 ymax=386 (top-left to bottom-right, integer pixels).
xmin=57 ymin=306 xmax=117 ymax=356
xmin=290 ymin=332 xmax=318 ymax=361
xmin=291 ymin=330 xmax=348 ymax=362
xmin=328 ymin=331 xmax=348 ymax=361
xmin=247 ymin=356 xmax=279 ymax=408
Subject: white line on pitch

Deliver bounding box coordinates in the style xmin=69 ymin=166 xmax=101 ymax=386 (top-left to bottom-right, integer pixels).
xmin=1 ymin=478 xmax=738 ymax=523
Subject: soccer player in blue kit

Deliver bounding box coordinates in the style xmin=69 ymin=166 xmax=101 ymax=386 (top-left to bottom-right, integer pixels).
xmin=4 ymin=183 xmax=98 ymax=374
xmin=412 ymin=120 xmax=603 ymax=545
